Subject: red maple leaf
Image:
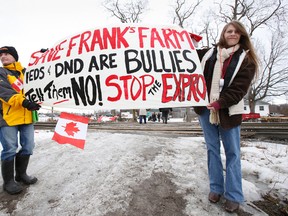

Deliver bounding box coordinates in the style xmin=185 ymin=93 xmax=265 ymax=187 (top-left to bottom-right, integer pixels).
xmin=63 ymin=122 xmax=80 ymax=136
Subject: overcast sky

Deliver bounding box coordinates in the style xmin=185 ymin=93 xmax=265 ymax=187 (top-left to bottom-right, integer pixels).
xmin=0 ymin=0 xmax=177 ymax=66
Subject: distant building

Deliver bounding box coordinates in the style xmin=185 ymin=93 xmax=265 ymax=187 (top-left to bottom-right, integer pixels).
xmin=176 ymin=101 xmax=271 ymax=118
xmin=119 ymin=101 xmax=272 ymax=119
xmin=244 ymin=101 xmax=270 ymax=116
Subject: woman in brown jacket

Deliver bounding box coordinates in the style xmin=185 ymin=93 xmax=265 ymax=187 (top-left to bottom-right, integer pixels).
xmin=195 ymin=21 xmax=259 ymax=213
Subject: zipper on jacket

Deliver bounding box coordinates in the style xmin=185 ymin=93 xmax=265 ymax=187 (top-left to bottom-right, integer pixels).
xmin=6 ymin=106 xmax=11 ymax=115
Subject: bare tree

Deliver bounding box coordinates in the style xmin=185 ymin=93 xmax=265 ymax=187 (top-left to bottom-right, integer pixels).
xmin=216 ymin=0 xmax=288 ymax=110
xmin=248 ymin=33 xmax=288 ymax=112
xmin=102 ymin=0 xmax=148 ymax=121
xmin=172 ymin=0 xmax=203 ymax=28
xmin=216 ymin=0 xmax=287 ymax=36
xmin=198 ymin=11 xmax=221 ymax=48
xmin=199 ymin=0 xmax=288 ymax=111
xmin=103 ymin=0 xmax=148 ymax=23
xmin=171 ymin=0 xmax=288 ymax=115
xmin=170 ymin=0 xmax=204 ymax=122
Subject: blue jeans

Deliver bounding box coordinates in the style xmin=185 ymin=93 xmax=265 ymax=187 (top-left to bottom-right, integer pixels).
xmin=139 ymin=115 xmax=146 ymax=124
xmin=198 ymin=108 xmax=244 ymax=203
xmin=0 ymin=124 xmax=35 ymax=161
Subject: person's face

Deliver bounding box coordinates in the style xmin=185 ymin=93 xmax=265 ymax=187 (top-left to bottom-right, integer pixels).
xmin=224 ymin=25 xmax=241 ymax=47
xmin=0 ymin=53 xmax=15 ymax=66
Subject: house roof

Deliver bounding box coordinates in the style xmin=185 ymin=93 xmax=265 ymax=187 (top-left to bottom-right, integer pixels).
xmin=244 ymin=99 xmax=270 ymax=106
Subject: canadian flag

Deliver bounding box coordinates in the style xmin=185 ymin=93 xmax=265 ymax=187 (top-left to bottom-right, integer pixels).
xmin=11 ymin=78 xmax=23 ymax=92
xmin=52 ymin=112 xmax=89 ymax=149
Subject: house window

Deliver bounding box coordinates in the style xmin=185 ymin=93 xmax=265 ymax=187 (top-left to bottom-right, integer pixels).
xmin=244 ymin=106 xmax=247 ymax=110
xmin=259 ymin=106 xmax=264 ymax=111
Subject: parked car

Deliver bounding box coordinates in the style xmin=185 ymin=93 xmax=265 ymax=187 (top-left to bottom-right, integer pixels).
xmin=97 ymin=114 xmax=118 ymax=123
xmin=242 ymin=113 xmax=260 ymax=121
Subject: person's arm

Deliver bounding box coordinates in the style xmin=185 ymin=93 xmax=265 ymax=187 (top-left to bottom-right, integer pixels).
xmin=214 ymin=59 xmax=256 ymax=109
xmin=0 ymin=71 xmax=25 ymax=107
xmin=0 ymin=69 xmax=41 ymax=110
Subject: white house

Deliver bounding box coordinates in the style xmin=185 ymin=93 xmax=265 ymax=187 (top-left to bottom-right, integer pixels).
xmin=244 ymin=101 xmax=270 ymax=116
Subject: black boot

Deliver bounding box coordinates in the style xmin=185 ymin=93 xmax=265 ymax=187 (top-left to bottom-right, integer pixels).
xmin=1 ymin=159 xmax=23 ymax=194
xmin=15 ymin=155 xmax=37 ymax=185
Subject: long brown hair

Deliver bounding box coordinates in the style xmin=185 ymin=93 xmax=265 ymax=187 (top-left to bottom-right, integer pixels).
xmin=218 ymin=20 xmax=259 ymax=74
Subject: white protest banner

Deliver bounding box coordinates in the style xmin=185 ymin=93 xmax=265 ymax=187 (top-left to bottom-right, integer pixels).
xmin=24 ymin=24 xmax=208 ymax=110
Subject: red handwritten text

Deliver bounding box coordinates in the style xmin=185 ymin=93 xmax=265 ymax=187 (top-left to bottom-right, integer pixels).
xmin=106 ymin=74 xmax=154 ymax=101
xmin=162 ymin=73 xmax=206 ymax=103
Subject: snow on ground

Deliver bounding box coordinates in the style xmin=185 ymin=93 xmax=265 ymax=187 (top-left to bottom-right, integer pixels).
xmin=0 ymin=120 xmax=287 ymax=216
